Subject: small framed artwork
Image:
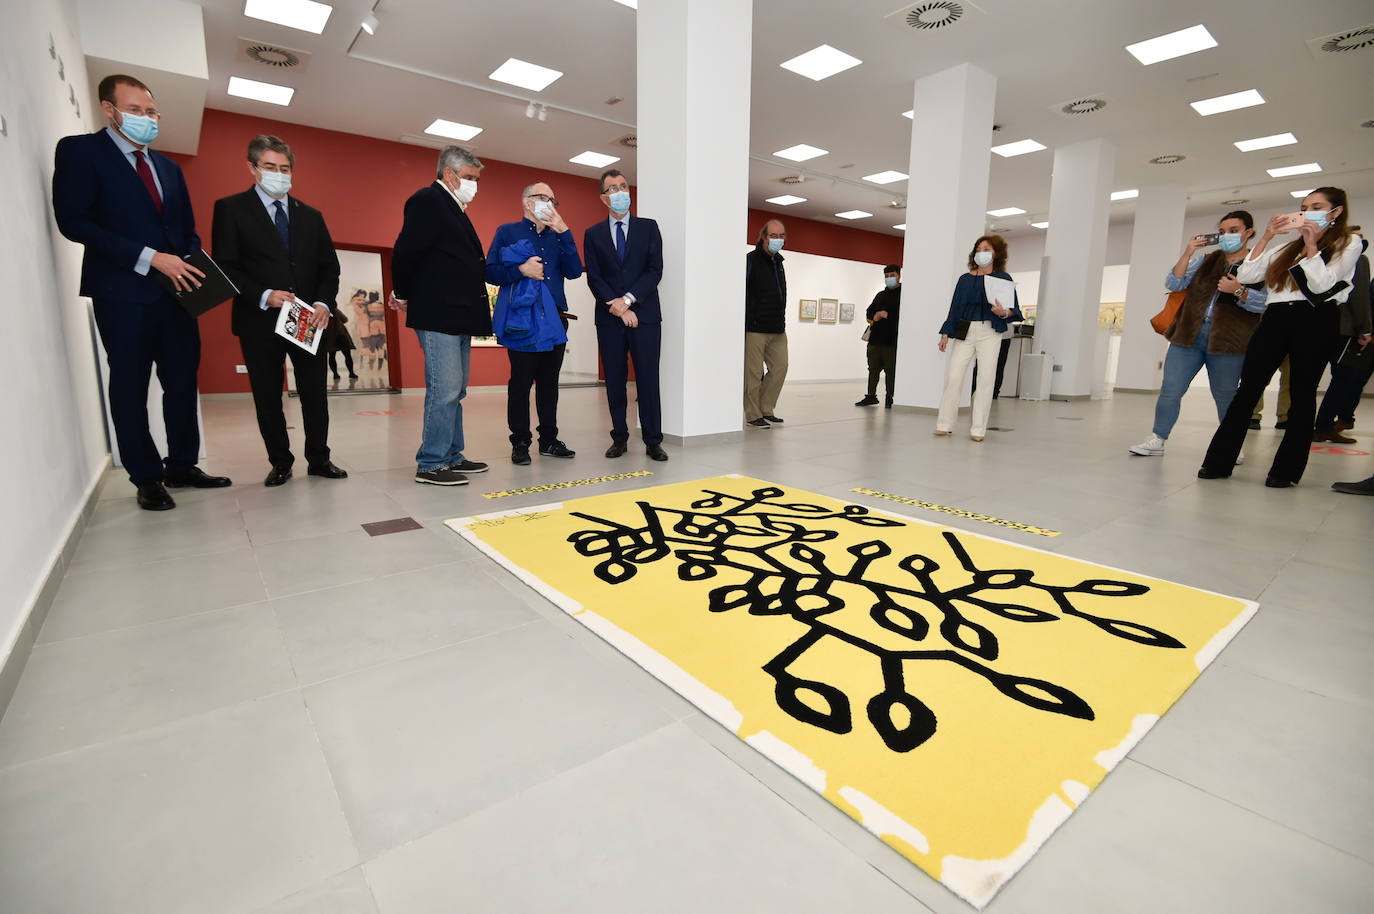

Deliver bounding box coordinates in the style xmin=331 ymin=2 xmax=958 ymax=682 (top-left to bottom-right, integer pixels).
xmin=799 ymin=299 xmax=818 ymax=321
xmin=818 ymin=298 xmax=838 ymax=323
xmin=839 ymin=302 xmax=856 ymax=323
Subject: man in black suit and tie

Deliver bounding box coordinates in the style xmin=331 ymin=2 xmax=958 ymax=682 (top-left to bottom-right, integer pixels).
xmin=390 ymin=146 xmax=493 ymax=486
xmin=52 ymin=74 xmax=231 ymax=511
xmin=582 ymin=169 xmax=668 ymax=461
xmin=211 ymin=135 xmax=347 ymax=487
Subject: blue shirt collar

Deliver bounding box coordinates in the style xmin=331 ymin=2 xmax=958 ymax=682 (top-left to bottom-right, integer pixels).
xmin=104 ymin=125 xmax=144 ymax=156
xmin=254 ymin=182 xmax=289 ymax=212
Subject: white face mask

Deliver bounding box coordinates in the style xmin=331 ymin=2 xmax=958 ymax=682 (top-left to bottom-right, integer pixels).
xmin=455 ymin=178 xmax=478 ymax=205
xmin=974 ymin=250 xmax=994 ymax=268
xmin=533 ymin=200 xmax=554 ymax=221
xmin=258 ymin=169 xmax=291 ymax=198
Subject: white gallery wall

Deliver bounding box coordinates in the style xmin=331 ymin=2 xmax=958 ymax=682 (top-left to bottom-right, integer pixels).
xmin=0 ymin=0 xmax=110 ymax=672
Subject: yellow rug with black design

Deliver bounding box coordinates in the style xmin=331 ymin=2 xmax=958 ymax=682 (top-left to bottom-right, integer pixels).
xmin=445 ymin=475 xmax=1256 ymax=908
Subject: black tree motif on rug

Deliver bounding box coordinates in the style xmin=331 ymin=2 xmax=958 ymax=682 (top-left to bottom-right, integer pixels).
xmin=566 ymin=485 xmax=1184 ymax=753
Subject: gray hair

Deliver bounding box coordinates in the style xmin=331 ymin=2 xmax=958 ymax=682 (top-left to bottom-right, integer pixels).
xmin=248 ymin=135 xmax=294 ymax=169
xmin=436 ymin=145 xmax=482 ymax=178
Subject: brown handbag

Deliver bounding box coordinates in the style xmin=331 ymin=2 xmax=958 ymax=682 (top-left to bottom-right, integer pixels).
xmin=1150 ymin=290 xmax=1187 ymax=336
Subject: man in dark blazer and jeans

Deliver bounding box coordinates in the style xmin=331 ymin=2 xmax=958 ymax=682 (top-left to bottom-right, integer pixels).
xmin=582 ymin=169 xmax=668 ymax=461
xmin=391 ymin=146 xmax=493 ymax=486
xmin=212 ymin=135 xmax=347 ymax=487
xmin=53 ymin=74 xmax=231 ymax=511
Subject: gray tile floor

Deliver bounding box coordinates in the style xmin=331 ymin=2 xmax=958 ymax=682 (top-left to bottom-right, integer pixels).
xmin=1 ymin=381 xmax=1371 ymax=913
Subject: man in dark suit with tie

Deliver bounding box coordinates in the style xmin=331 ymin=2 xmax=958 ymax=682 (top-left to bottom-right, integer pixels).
xmin=390 ymin=146 xmax=493 ymax=486
xmin=582 ymin=169 xmax=668 ymax=461
xmin=211 ymin=135 xmax=348 ymax=487
xmin=53 ymin=74 xmax=231 ymax=511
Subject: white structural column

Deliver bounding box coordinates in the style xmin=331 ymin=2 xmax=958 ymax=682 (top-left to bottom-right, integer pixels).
xmin=893 ymin=64 xmax=997 ymax=409
xmin=638 ymin=0 xmax=752 ymax=438
xmin=1115 ymin=184 xmax=1187 ymax=392
xmin=1036 ymin=138 xmax=1116 ymax=398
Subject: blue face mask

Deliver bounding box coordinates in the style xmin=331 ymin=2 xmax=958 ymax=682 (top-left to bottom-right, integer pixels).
xmin=1303 ymin=209 xmax=1331 ymax=230
xmin=1218 ymin=233 xmax=1244 ymax=253
xmin=607 ymin=191 xmax=631 ymax=215
xmin=767 ymin=238 xmax=784 ymax=254
xmin=884 ymin=276 xmax=898 ymax=289
xmin=116 ymin=109 xmax=158 ymax=146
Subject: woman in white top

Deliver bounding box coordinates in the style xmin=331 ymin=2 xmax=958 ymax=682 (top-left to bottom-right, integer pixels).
xmin=1199 ymin=187 xmax=1364 ymax=487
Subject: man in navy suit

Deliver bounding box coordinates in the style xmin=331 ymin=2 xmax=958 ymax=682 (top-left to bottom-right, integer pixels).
xmin=211 ymin=135 xmax=347 ymax=487
xmin=390 ymin=146 xmax=493 ymax=486
xmin=582 ymin=169 xmax=668 ymax=461
xmin=53 ymin=74 xmax=231 ymax=511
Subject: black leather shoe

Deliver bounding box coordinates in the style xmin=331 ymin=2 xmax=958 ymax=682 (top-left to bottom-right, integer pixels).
xmin=512 ymin=445 xmax=531 ymax=466
xmin=763 ymin=415 xmax=784 ymax=423
xmin=885 ymin=399 xmax=893 ymax=409
xmin=1196 ymin=466 xmax=1231 ymax=480
xmin=165 ymin=466 xmax=232 ymax=488
xmin=539 ymin=440 xmax=576 ymax=458
xmin=605 ymin=442 xmax=628 ymax=458
xmin=1265 ymin=476 xmax=1295 ymax=488
xmin=1248 ymin=418 xmax=1261 ymax=430
xmin=265 ymin=465 xmax=293 ymax=487
xmin=647 ymin=444 xmax=669 ymax=462
xmin=1275 ymin=420 xmax=1288 ymax=430
xmin=855 ymin=396 xmax=879 ymax=407
xmin=136 ymin=482 xmax=175 ymax=511
xmin=307 ymin=461 xmax=348 ymax=479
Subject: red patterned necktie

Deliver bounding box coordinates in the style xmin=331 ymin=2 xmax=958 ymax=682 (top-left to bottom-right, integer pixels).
xmin=133 ymin=150 xmax=163 ymax=215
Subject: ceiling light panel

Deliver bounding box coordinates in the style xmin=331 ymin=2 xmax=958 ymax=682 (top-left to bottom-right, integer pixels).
xmin=779 ymin=44 xmax=862 ymax=81
xmin=991 ymin=139 xmax=1046 ymax=157
xmin=1234 ymin=132 xmax=1298 ymax=152
xmin=902 ymin=110 xmax=914 ymax=119
xmin=987 ymin=206 xmax=1026 ymax=217
xmin=894 ymin=223 xmax=907 ymax=230
xmin=243 ymin=0 xmax=332 ymax=34
xmin=1031 ymin=221 xmax=1049 ymax=229
xmin=489 ymin=58 xmax=564 ymax=92
xmin=1125 ymin=24 xmax=1217 ymax=65
xmin=569 ymin=151 xmax=620 ymax=168
xmin=612 ymin=0 xmax=638 ymax=7
xmin=862 ymin=170 xmax=908 ymax=184
xmin=1110 ymin=189 xmax=1139 ymax=201
xmin=1267 ymin=162 xmax=1321 ymax=178
xmin=1190 ymin=89 xmax=1265 ymax=116
xmin=765 ymin=194 xmax=807 ymax=206
xmin=227 ymin=76 xmax=295 ymax=106
xmin=773 ymin=144 xmax=828 ymax=162
xmin=1290 ymin=189 xmax=1315 ymax=198
xmin=835 ymin=210 xmax=873 ymax=220
xmin=424 ymin=119 xmax=482 ymax=141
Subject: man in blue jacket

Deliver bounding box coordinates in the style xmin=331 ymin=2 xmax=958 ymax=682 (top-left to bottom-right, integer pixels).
xmin=485 ymin=182 xmax=583 ymax=465
xmin=53 ymin=74 xmax=231 ymax=511
xmin=582 ymin=169 xmax=668 ymax=461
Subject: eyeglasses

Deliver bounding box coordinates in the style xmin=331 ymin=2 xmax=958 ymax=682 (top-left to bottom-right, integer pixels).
xmin=766 ymin=233 xmax=786 ymax=240
xmin=117 ymin=106 xmax=159 ymax=119
xmin=526 ymin=193 xmax=558 ymax=207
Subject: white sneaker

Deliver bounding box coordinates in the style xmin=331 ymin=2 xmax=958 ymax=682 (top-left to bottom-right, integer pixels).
xmin=1129 ymin=434 xmax=1166 ymax=456
xmin=1236 ymin=451 xmax=1246 ymax=465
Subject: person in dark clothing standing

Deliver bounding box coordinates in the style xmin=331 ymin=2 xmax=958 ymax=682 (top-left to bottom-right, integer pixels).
xmin=856 ymin=264 xmax=901 ymax=408
xmin=744 ymin=220 xmax=788 ymax=428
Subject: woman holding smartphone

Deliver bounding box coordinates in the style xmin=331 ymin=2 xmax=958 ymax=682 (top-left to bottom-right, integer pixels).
xmin=1200 ymin=187 xmax=1364 ymax=487
xmin=1128 ymin=210 xmax=1267 ymax=458
xmin=934 ymin=234 xmax=1022 ymax=441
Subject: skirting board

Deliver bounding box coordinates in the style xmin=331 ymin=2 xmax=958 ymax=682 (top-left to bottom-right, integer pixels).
xmin=0 ymin=458 xmax=110 ymax=723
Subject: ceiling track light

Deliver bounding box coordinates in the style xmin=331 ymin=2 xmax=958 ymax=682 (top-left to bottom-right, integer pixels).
xmin=361 ymin=12 xmax=379 ymax=35
xmin=537 ymin=104 xmax=548 ymax=122
xmin=525 ymin=101 xmax=536 ymax=118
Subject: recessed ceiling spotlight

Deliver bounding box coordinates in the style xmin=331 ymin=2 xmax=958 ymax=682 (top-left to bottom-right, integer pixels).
xmin=987 ymin=206 xmax=1026 ymax=217
xmin=1110 ymin=189 xmax=1139 ymax=201
xmin=766 ymin=195 xmax=807 ymax=206
xmin=243 ymin=0 xmax=332 ymax=35
xmin=1126 ymin=24 xmax=1217 ymax=65
xmin=1190 ymin=89 xmax=1265 ymax=116
xmin=424 ymin=118 xmax=483 ymax=141
xmin=779 ymin=44 xmax=862 ymax=81
xmin=227 ymin=75 xmax=295 ymax=106
xmin=835 ymin=210 xmax=873 ymax=220
xmin=360 ymin=11 xmax=379 ymax=35
xmin=774 ymin=144 xmax=828 ymax=162
xmin=1233 ymin=132 xmax=1298 ymax=152
xmin=1031 ymin=221 xmax=1049 ymax=229
xmin=1267 ymin=162 xmax=1321 ymax=178
xmin=569 ymin=150 xmax=620 ymax=168
xmin=862 ymin=170 xmax=908 ymax=185
xmin=991 ymin=139 xmax=1046 ymax=157
xmin=489 ymin=58 xmax=564 ymax=92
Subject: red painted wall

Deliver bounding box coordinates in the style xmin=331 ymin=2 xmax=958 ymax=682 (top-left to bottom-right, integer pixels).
xmin=170 ymin=109 xmax=904 ymax=393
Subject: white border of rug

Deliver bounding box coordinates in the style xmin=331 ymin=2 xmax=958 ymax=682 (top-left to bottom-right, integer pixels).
xmin=444 ymin=478 xmax=1258 ymax=908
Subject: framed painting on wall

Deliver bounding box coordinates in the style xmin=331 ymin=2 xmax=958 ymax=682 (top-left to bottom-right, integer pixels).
xmin=799 ymin=299 xmax=818 ymax=321
xmin=818 ymin=298 xmax=838 ymax=323
xmin=839 ymin=302 xmax=856 ymax=322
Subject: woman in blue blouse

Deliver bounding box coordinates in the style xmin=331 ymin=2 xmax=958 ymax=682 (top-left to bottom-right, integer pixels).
xmin=935 ymin=235 xmax=1023 ymax=440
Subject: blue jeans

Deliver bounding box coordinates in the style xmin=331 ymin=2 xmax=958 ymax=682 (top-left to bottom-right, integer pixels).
xmin=414 ymin=329 xmax=471 ymax=471
xmin=1153 ymin=320 xmax=1244 ymax=439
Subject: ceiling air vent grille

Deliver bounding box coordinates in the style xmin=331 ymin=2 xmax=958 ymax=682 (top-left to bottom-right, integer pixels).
xmin=1221 ymin=198 xmax=1249 ymax=205
xmin=1305 ymin=25 xmax=1374 ymax=59
xmin=888 ymin=2 xmax=965 ymax=32
xmin=616 ymin=134 xmax=638 ymax=148
xmin=779 ymin=175 xmax=805 ymax=185
xmin=1056 ymin=96 xmax=1107 ymax=116
xmin=236 ymin=39 xmax=312 ymax=71
xmin=1149 ymin=154 xmax=1186 ymax=165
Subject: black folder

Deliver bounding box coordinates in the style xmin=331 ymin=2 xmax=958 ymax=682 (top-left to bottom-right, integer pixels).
xmin=152 ymin=249 xmax=238 ymax=317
